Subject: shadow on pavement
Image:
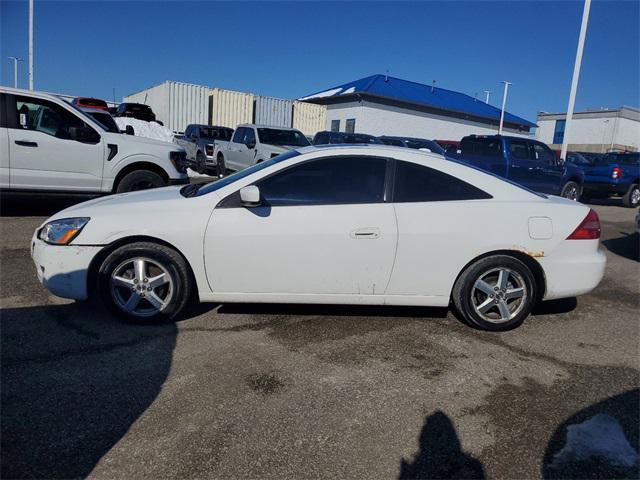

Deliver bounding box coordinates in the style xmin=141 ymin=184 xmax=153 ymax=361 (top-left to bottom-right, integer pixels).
xmin=543 ymin=388 xmax=639 ymax=479
xmin=399 ymin=410 xmax=485 ymax=479
xmin=1 ymin=300 xmax=177 ymax=479
xmin=532 ymin=297 xmax=578 ymax=316
xmin=0 ymin=194 xmax=95 ymax=217
xmin=602 ymin=232 xmax=639 ymax=262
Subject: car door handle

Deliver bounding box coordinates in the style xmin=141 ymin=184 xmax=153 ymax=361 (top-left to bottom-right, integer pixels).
xmin=351 ymin=227 xmax=380 ymax=239
xmin=15 ymin=140 xmax=38 ymax=147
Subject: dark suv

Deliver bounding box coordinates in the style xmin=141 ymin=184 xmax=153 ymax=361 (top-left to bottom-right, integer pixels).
xmin=313 ymin=131 xmax=383 ymax=145
xmin=379 ymin=136 xmax=445 ymax=155
xmin=114 ymin=103 xmax=157 ymax=123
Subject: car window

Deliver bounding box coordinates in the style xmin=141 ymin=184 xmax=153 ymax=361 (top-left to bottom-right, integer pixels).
xmin=509 ymin=140 xmax=530 ymax=160
xmin=313 ymin=132 xmax=329 ymax=145
xmin=257 ymin=128 xmax=309 ymax=147
xmin=244 ymin=127 xmax=256 ymax=145
xmin=87 ymin=111 xmax=119 ymax=133
xmin=381 ymin=138 xmax=404 ymax=147
xmin=532 ymin=143 xmax=555 ymax=164
xmin=460 ymin=137 xmax=502 ymax=157
xmin=14 ymin=95 xmax=95 ymax=141
xmin=257 ymin=156 xmax=387 ymax=206
xmin=393 ymin=160 xmax=492 ymax=202
xmin=231 ymin=127 xmax=246 ymax=143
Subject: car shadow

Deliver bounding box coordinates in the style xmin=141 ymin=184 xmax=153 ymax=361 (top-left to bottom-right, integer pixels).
xmin=602 ymin=232 xmax=639 ymax=262
xmin=532 ymin=297 xmax=578 ymax=316
xmin=0 ymin=194 xmax=96 ymax=217
xmin=0 ymin=300 xmax=177 ymax=478
xmin=543 ymin=388 xmax=639 ymax=479
xmin=398 ymin=410 xmax=485 ymax=479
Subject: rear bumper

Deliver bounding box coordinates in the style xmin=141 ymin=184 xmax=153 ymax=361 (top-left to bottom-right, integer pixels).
xmin=583 ymin=180 xmax=628 ymax=197
xmin=539 ymin=247 xmax=607 ymax=300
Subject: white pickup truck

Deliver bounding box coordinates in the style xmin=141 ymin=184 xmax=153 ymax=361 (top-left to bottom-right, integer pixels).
xmin=0 ymin=87 xmax=189 ymax=194
xmin=215 ymin=124 xmax=310 ymax=173
xmin=174 ymin=124 xmax=234 ymax=175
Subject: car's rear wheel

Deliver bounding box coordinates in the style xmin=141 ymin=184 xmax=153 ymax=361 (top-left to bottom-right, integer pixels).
xmin=116 ymin=170 xmax=165 ymax=193
xmin=97 ymin=242 xmax=192 ymax=323
xmin=452 ymin=255 xmax=536 ymax=331
xmin=195 ymin=151 xmax=206 ymax=174
xmin=561 ymin=181 xmax=581 ymax=201
xmin=622 ymin=183 xmax=639 ymax=208
xmin=216 ymin=153 xmax=226 ymax=178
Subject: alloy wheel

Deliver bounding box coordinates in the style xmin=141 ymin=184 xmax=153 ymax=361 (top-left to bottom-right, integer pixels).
xmin=471 ymin=268 xmax=527 ymax=324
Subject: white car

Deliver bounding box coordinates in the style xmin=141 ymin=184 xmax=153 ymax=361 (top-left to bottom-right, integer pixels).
xmin=31 ymin=145 xmax=606 ymax=331
xmin=0 ymin=87 xmax=188 ymax=194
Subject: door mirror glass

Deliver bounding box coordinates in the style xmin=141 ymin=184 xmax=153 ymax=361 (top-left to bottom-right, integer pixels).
xmin=239 ymin=185 xmax=260 ymax=206
xmin=246 ymin=139 xmax=256 ymax=149
xmin=125 ymin=125 xmax=134 ymax=136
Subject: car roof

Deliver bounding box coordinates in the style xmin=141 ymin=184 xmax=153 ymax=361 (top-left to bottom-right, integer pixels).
xmin=238 ymin=124 xmax=301 ymax=131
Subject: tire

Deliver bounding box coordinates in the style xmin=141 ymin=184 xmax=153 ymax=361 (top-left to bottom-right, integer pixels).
xmin=116 ymin=170 xmax=165 ymax=193
xmin=622 ymin=183 xmax=640 ymax=208
xmin=97 ymin=242 xmax=192 ymax=323
xmin=560 ymin=181 xmax=581 ymax=201
xmin=195 ymin=151 xmax=206 ymax=174
xmin=580 ymin=192 xmax=592 ymax=204
xmin=452 ymin=255 xmax=537 ymax=331
xmin=216 ymin=153 xmax=226 ymax=178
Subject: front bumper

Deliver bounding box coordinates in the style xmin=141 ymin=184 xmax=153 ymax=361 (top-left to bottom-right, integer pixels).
xmin=538 ymin=246 xmax=607 ymax=300
xmin=31 ymin=236 xmax=103 ymax=300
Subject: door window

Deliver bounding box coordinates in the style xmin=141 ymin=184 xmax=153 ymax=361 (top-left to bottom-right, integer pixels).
xmin=393 ymin=160 xmax=492 ymax=202
xmin=532 ymin=143 xmax=555 ymax=164
xmin=14 ymin=96 xmax=97 ymax=141
xmin=257 ymin=156 xmax=387 ymax=206
xmin=231 ymin=127 xmax=246 ymax=143
xmin=509 ymin=140 xmax=530 ymax=160
xmin=243 ymin=127 xmax=256 ymax=145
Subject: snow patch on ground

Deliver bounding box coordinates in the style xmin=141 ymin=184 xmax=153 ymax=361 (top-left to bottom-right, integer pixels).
xmin=552 ymin=414 xmax=638 ymax=468
xmin=114 ymin=117 xmax=176 ymax=144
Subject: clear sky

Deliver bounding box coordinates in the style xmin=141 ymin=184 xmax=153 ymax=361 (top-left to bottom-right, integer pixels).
xmin=1 ymin=1 xmax=638 ymax=123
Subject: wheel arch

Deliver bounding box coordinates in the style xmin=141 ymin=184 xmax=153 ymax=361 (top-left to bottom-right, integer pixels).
xmin=87 ymin=235 xmax=198 ymax=297
xmin=451 ymin=249 xmax=547 ymax=303
xmin=112 ymin=162 xmax=170 ymax=193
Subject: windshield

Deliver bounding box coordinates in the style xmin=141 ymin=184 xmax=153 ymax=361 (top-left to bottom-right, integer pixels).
xmin=183 ymin=149 xmax=301 ymax=197
xmin=257 ymin=128 xmax=310 ymax=147
xmin=406 ymin=139 xmax=445 ymax=155
xmin=88 ymin=111 xmax=119 ymax=133
xmin=460 ymin=137 xmax=502 ymax=157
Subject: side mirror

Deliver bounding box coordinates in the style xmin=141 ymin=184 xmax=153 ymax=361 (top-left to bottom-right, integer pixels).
xmin=125 ymin=125 xmax=134 ymax=136
xmin=239 ymin=185 xmax=260 ymax=207
xmin=246 ymin=139 xmax=256 ymax=149
xmin=69 ymin=126 xmax=98 ymax=143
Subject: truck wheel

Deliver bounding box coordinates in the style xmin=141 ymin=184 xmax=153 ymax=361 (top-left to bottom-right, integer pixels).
xmin=560 ymin=181 xmax=581 ymax=201
xmin=116 ymin=170 xmax=165 ymax=193
xmin=622 ymin=183 xmax=640 ymax=208
xmin=216 ymin=153 xmax=226 ymax=178
xmin=195 ymin=151 xmax=206 ymax=174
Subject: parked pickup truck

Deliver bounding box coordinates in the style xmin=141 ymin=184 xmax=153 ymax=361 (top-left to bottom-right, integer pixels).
xmin=577 ymin=152 xmax=640 ymax=208
xmin=0 ymin=87 xmax=189 ymax=194
xmin=452 ymin=135 xmax=584 ymax=200
xmin=174 ymin=124 xmax=234 ymax=175
xmin=215 ymin=124 xmax=310 ymax=173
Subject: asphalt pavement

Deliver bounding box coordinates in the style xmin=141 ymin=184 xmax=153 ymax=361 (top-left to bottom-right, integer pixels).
xmin=1 ymin=194 xmax=638 ymax=479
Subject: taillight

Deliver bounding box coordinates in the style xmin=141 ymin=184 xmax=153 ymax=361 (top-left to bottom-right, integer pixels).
xmin=612 ymin=167 xmax=621 ymax=179
xmin=567 ymin=209 xmax=601 ymax=240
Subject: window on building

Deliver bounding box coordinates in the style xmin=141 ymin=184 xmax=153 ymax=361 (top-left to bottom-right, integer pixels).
xmin=553 ymin=120 xmax=565 ymax=144
xmin=393 ymin=160 xmax=492 ymax=203
xmin=345 ymin=118 xmax=356 ymax=133
xmin=330 ymin=120 xmax=340 ymax=132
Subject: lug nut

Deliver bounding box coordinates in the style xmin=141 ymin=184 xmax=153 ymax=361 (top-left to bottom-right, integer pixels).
xmin=134 ymin=279 xmax=138 ymax=284
xmin=147 ymin=286 xmax=152 ymax=291
xmin=141 ymin=293 xmax=146 ymax=298
xmin=143 ymin=278 xmax=148 ymax=283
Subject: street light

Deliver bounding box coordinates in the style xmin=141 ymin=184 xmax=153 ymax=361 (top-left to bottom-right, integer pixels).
xmin=28 ymin=0 xmax=34 ymax=90
xmin=8 ymin=57 xmax=23 ymax=88
xmin=560 ymin=0 xmax=592 ymax=161
xmin=498 ymin=81 xmax=512 ymax=135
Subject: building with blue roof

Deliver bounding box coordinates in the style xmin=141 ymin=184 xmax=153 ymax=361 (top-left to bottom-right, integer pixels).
xmin=299 ymin=74 xmax=536 ymax=140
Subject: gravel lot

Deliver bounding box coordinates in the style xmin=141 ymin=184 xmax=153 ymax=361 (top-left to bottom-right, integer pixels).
xmin=1 ymin=194 xmax=638 ymax=479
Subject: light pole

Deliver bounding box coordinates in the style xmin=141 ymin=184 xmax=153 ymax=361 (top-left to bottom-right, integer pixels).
xmin=498 ymin=81 xmax=512 ymax=135
xmin=8 ymin=57 xmax=23 ymax=88
xmin=560 ymin=0 xmax=591 ymax=161
xmin=484 ymin=90 xmax=491 ymax=104
xmin=28 ymin=0 xmax=34 ymax=90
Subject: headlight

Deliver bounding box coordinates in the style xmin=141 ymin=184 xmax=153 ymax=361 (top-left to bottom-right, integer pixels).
xmin=170 ymin=151 xmax=188 ymax=173
xmin=38 ymin=217 xmax=90 ymax=245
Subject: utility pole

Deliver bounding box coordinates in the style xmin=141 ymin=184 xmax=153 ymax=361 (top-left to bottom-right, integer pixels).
xmin=560 ymin=0 xmax=591 ymax=161
xmin=28 ymin=0 xmax=34 ymax=90
xmin=498 ymin=81 xmax=512 ymax=135
xmin=8 ymin=57 xmax=23 ymax=88
xmin=484 ymin=90 xmax=491 ymax=104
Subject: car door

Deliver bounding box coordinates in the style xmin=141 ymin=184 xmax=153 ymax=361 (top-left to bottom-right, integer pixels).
xmin=225 ymin=127 xmax=247 ymax=171
xmin=531 ymin=142 xmax=564 ymax=195
xmin=507 ymin=139 xmax=544 ymax=192
xmin=6 ymin=94 xmax=105 ymax=192
xmin=204 ymin=155 xmax=398 ymax=297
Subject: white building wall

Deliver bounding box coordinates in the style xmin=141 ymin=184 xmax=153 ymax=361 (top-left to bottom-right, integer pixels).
xmin=325 ymin=100 xmax=528 ymax=140
xmin=615 ymin=117 xmax=640 ymax=150
xmin=535 ymin=120 xmax=556 ymax=144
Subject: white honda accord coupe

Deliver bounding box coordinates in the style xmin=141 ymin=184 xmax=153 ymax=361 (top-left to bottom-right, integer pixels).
xmin=31 ymin=145 xmax=606 ymax=331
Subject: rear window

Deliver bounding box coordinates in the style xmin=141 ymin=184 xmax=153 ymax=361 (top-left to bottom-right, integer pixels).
xmin=87 ymin=111 xmax=119 ymax=133
xmin=200 ymin=127 xmax=233 ymax=140
xmin=460 ymin=137 xmax=503 ymax=157
xmin=128 ymin=104 xmax=151 ymax=112
xmin=76 ymin=98 xmax=107 ymax=108
xmin=257 ymin=128 xmax=310 ymax=147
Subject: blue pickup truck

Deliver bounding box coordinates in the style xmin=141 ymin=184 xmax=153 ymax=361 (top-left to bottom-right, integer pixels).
xmin=452 ymin=135 xmax=585 ymax=200
xmin=571 ymin=152 xmax=639 ymax=208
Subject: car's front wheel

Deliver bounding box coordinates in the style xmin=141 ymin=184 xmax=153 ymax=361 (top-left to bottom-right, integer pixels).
xmin=195 ymin=151 xmax=206 ymax=174
xmin=452 ymin=255 xmax=537 ymax=331
xmin=116 ymin=170 xmax=165 ymax=193
xmin=216 ymin=153 xmax=226 ymax=178
xmin=97 ymin=242 xmax=192 ymax=323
